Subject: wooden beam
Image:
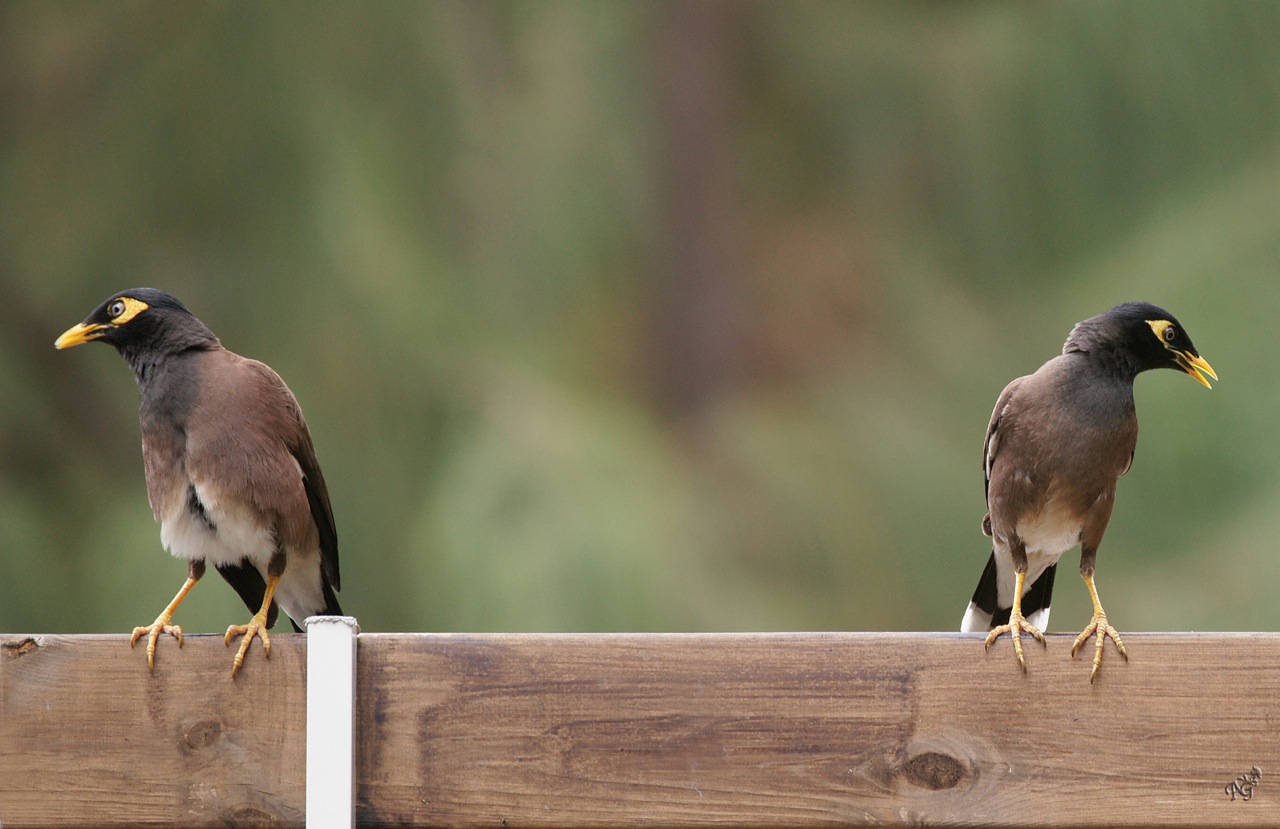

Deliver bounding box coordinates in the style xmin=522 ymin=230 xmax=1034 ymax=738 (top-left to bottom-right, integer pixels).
xmin=3 ymin=632 xmax=1278 ymax=828
xmin=2 ymin=632 xmax=306 ymax=827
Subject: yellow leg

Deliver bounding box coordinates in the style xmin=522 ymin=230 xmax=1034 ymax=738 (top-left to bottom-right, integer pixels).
xmin=224 ymin=573 xmax=280 ymax=679
xmin=1071 ymin=573 xmax=1128 ymax=683
xmin=983 ymin=569 xmax=1047 ymax=672
xmin=130 ymin=575 xmax=200 ymax=670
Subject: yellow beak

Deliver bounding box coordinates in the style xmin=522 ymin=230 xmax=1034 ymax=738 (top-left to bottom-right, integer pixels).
xmin=1177 ymin=351 xmax=1217 ymax=389
xmin=54 ymin=322 xmax=108 ymax=350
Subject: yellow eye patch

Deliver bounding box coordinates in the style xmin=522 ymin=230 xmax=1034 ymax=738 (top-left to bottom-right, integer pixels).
xmin=1146 ymin=319 xmax=1176 ymax=344
xmin=110 ymin=296 xmax=150 ymax=325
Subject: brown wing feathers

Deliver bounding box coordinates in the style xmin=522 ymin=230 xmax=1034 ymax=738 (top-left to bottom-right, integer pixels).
xmin=188 ymin=356 xmax=312 ymax=542
xmin=189 ymin=352 xmax=342 ymax=617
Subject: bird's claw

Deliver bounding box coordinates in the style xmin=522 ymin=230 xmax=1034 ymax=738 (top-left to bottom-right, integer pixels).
xmin=984 ymin=615 xmax=1046 ymax=672
xmin=1072 ymin=612 xmax=1127 ymax=683
xmin=130 ymin=619 xmax=183 ymax=670
xmin=224 ymin=614 xmax=271 ymax=678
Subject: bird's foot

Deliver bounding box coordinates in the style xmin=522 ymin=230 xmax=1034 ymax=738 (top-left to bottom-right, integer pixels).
xmin=984 ymin=613 xmax=1046 ymax=672
xmin=1071 ymin=612 xmax=1127 ymax=683
xmin=129 ymin=616 xmax=183 ymax=670
xmin=224 ymin=612 xmax=271 ymax=678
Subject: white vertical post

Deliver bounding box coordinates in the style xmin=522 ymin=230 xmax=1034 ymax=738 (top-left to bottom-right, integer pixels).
xmin=305 ymin=615 xmax=359 ymax=829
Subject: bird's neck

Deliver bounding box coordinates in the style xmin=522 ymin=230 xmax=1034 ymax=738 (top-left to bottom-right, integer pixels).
xmin=133 ymin=348 xmax=211 ymax=432
xmin=1054 ymin=352 xmax=1138 ymax=427
xmin=120 ymin=326 xmax=220 ymax=388
xmin=1072 ymin=345 xmax=1143 ymax=386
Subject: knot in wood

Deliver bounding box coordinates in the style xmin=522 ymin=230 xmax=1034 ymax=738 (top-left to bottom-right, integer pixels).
xmin=2 ymin=637 xmax=38 ymax=658
xmin=901 ymin=750 xmax=967 ymax=790
xmin=181 ymin=719 xmax=222 ymax=752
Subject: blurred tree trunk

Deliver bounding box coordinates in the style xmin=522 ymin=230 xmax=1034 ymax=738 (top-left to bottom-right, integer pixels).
xmin=648 ymin=0 xmax=745 ymax=420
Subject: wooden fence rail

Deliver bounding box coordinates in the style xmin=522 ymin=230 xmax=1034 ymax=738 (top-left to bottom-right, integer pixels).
xmin=2 ymin=631 xmax=1278 ymax=828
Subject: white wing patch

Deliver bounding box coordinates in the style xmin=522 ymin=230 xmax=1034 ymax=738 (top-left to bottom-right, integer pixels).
xmin=960 ymin=602 xmax=992 ymax=632
xmin=985 ymin=425 xmax=1000 ymax=486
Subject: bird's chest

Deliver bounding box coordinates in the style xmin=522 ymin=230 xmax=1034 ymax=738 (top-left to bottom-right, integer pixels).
xmin=989 ymin=394 xmax=1134 ymax=549
xmin=145 ymin=434 xmax=277 ymax=568
xmin=137 ymin=356 xmax=201 ymax=518
xmin=139 ymin=409 xmax=189 ymax=525
xmin=139 ymin=373 xmax=276 ymax=570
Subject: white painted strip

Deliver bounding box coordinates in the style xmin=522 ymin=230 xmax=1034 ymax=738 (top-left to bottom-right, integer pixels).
xmin=305 ymin=615 xmax=359 ymax=829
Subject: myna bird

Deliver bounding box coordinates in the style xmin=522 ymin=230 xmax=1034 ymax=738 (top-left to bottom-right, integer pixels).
xmin=55 ymin=288 xmax=341 ymax=677
xmin=960 ymin=302 xmax=1215 ymax=682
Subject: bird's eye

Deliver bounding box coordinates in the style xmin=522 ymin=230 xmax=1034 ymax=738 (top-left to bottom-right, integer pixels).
xmin=108 ymin=299 xmax=126 ymax=318
xmin=1163 ymin=324 xmax=1178 ymax=343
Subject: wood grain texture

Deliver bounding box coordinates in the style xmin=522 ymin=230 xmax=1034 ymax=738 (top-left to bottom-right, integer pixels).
xmin=355 ymin=632 xmax=1280 ymax=828
xmin=5 ymin=632 xmax=1280 ymax=828
xmin=1 ymin=633 xmax=306 ymax=828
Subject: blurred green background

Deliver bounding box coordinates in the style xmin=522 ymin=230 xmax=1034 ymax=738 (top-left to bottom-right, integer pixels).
xmin=1 ymin=2 xmax=1274 ymax=638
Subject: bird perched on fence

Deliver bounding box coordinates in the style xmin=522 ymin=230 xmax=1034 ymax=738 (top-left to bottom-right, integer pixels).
xmin=960 ymin=302 xmax=1215 ymax=682
xmin=56 ymin=288 xmax=342 ymax=677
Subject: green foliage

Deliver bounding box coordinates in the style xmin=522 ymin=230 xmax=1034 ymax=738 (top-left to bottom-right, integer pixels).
xmin=2 ymin=3 xmax=1276 ymax=635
